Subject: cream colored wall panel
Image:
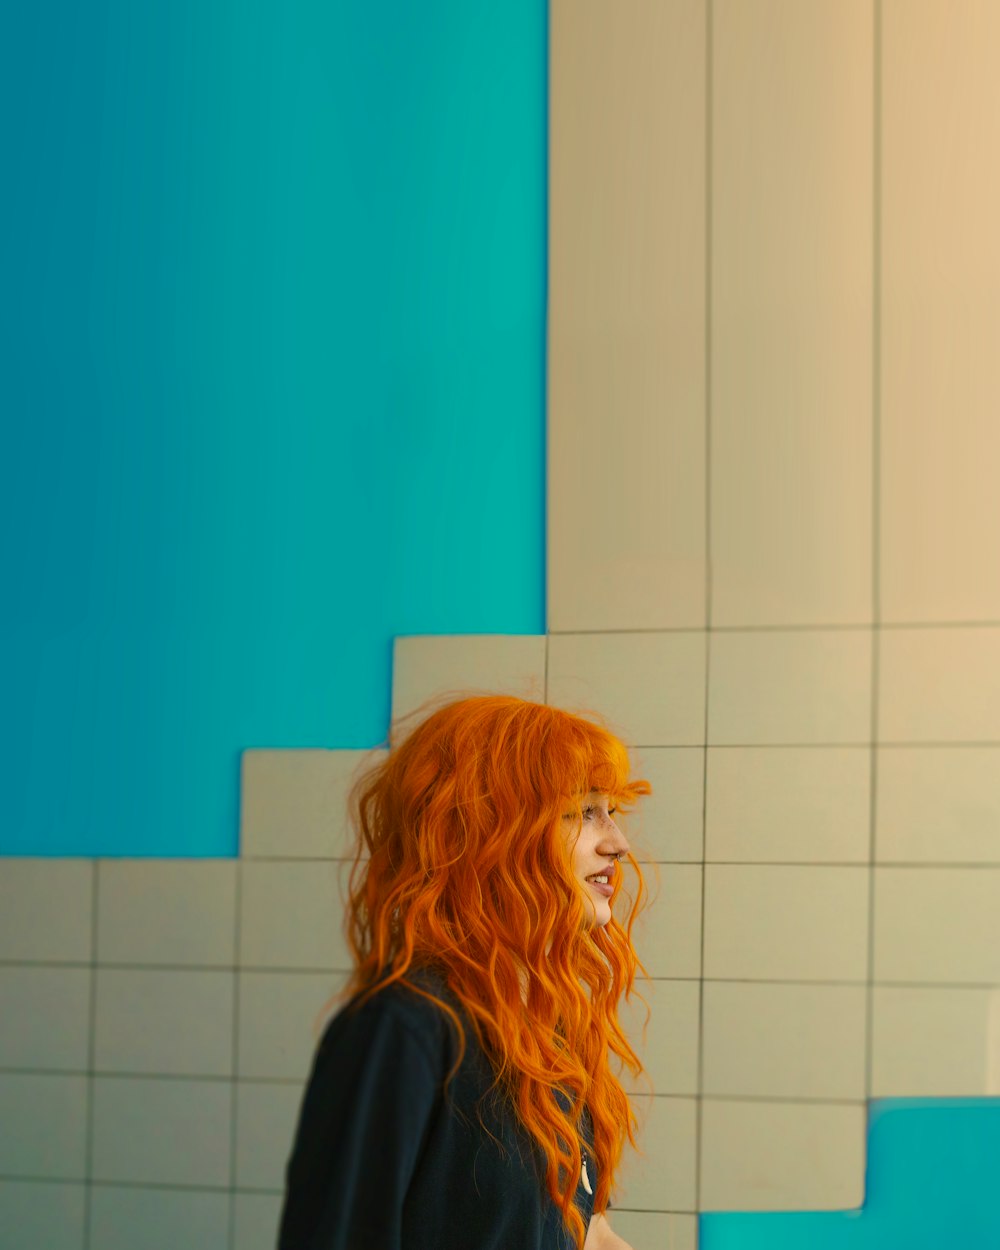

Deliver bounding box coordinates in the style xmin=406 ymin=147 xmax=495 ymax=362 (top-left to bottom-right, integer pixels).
xmin=0 ymin=1182 xmax=84 ymax=1250
xmin=240 ymin=861 xmax=351 ymax=971
xmin=241 ymin=748 xmax=384 ymax=859
xmin=0 ymin=1074 xmax=87 ymax=1177
xmin=0 ymin=967 xmax=90 ymax=1070
xmin=236 ymin=1081 xmax=306 ymax=1191
xmin=706 ymin=747 xmax=870 ymax=862
xmin=879 ymin=628 xmax=1000 ymax=743
xmin=712 ymin=0 xmax=873 ymax=627
xmin=882 ymin=0 xmax=1000 ymax=622
xmin=238 ymin=970 xmax=348 ymax=1081
xmin=709 ymin=631 xmax=872 ymax=745
xmin=391 ymin=635 xmax=546 ymax=724
xmin=704 ymin=865 xmax=869 ymax=981
xmin=615 ymin=1095 xmax=697 ymax=1212
xmin=618 ymin=979 xmax=700 ymax=1096
xmin=88 ymin=1188 xmax=229 ymax=1250
xmin=632 ymin=865 xmax=703 ymax=980
xmin=607 ymin=1211 xmax=697 ymax=1250
xmin=91 ymin=1076 xmax=231 ymax=1186
xmin=234 ymin=1194 xmax=284 ymax=1250
xmin=877 ymin=747 xmax=1000 ymax=863
xmin=874 ymin=867 xmax=1000 ymax=984
xmin=702 ymin=982 xmax=866 ymax=1100
xmin=872 ymin=986 xmax=1000 ymax=1097
xmin=94 ymin=969 xmax=233 ymax=1077
xmin=0 ymin=859 xmax=92 ymax=962
xmin=627 ymin=748 xmax=705 ymax=862
xmin=547 ymin=632 xmax=706 ymax=747
xmin=97 ymin=860 xmax=236 ymax=967
xmin=700 ymin=1100 xmax=866 ymax=1211
xmin=548 ymin=0 xmax=706 ymax=632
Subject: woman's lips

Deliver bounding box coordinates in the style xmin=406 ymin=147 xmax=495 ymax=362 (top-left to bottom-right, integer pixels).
xmin=586 ymin=877 xmax=614 ymax=898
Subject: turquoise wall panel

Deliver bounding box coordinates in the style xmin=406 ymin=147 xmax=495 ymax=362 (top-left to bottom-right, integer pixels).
xmin=700 ymin=1099 xmax=1000 ymax=1249
xmin=0 ymin=0 xmax=547 ymax=857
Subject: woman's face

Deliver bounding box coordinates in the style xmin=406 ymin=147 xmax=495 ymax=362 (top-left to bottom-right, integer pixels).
xmin=561 ymin=790 xmax=630 ymax=927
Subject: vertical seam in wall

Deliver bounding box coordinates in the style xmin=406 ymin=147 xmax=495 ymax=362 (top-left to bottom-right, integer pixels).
xmin=542 ymin=0 xmax=551 ymax=639
xmin=82 ymin=860 xmax=99 ymax=1250
xmin=865 ymin=0 xmax=883 ymax=1122
xmin=228 ymin=860 xmax=243 ymax=1250
xmin=695 ymin=0 xmax=713 ymax=1220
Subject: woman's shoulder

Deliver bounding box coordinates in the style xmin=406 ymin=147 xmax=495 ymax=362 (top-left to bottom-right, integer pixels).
xmin=319 ymin=964 xmax=463 ymax=1070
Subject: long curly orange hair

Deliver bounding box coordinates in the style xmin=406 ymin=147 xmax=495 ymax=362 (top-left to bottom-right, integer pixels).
xmin=325 ymin=693 xmax=652 ymax=1250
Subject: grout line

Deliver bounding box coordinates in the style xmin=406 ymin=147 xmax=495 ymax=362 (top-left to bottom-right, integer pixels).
xmin=0 ymin=1068 xmax=310 ymax=1083
xmin=541 ymin=0 xmax=551 ymax=645
xmin=865 ymin=0 xmax=883 ymax=1124
xmin=227 ymin=858 xmax=243 ymax=1250
xmin=694 ymin=0 xmax=713 ymax=1223
xmin=82 ymin=860 xmax=98 ymax=1250
xmin=546 ymin=620 xmax=1000 ymax=635
xmin=0 ymin=1176 xmax=288 ymax=1196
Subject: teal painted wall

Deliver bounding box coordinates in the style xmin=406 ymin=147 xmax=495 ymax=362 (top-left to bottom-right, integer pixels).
xmin=700 ymin=1099 xmax=1000 ymax=1249
xmin=0 ymin=0 xmax=547 ymax=857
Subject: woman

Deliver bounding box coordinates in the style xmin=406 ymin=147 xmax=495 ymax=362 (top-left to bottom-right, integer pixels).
xmin=277 ymin=694 xmax=651 ymax=1249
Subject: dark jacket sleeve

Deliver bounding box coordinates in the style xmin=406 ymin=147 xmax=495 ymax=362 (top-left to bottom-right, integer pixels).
xmin=277 ymin=995 xmax=441 ymax=1250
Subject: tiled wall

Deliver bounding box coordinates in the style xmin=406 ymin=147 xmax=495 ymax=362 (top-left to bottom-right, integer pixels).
xmin=546 ymin=1 xmax=1000 ymax=1247
xmin=5 ymin=3 xmax=1000 ymax=1250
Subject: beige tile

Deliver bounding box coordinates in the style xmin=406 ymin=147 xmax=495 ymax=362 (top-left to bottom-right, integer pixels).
xmin=241 ymin=748 xmax=385 ymax=859
xmin=704 ymin=866 xmax=869 ymax=981
xmin=0 ymin=967 xmax=90 ymax=1070
xmin=548 ymin=0 xmax=706 ymax=632
xmin=0 ymin=859 xmax=93 ymax=962
xmin=234 ymin=1193 xmax=285 ymax=1250
xmin=700 ymin=1099 xmax=866 ymax=1210
xmin=0 ymin=1182 xmax=85 ymax=1250
xmin=874 ymin=867 xmax=1000 ymax=984
xmin=91 ymin=1076 xmax=231 ymax=1186
xmin=713 ymin=0 xmax=873 ymax=627
xmin=631 ymin=865 xmax=702 ymax=980
xmin=702 ymin=982 xmax=867 ymax=1100
xmin=88 ymin=1188 xmax=229 ymax=1250
xmin=240 ymin=861 xmax=351 ymax=971
xmin=97 ymin=860 xmax=236 ymax=967
xmin=618 ymin=980 xmax=700 ymax=1097
xmin=236 ymin=1080 xmax=306 ymax=1191
xmin=238 ymin=971 xmax=347 ymax=1081
xmin=391 ymin=635 xmax=546 ymax=724
xmin=627 ymin=748 xmax=705 ymax=863
xmin=604 ymin=1211 xmax=697 ymax=1250
xmin=872 ymin=986 xmax=1000 ymax=1097
xmin=877 ymin=747 xmax=1000 ymax=863
xmin=880 ymin=629 xmax=1000 ymax=743
xmin=614 ymin=1095 xmax=697 ymax=1212
xmin=706 ymin=747 xmax=870 ymax=863
xmin=94 ymin=969 xmax=233 ymax=1076
xmin=0 ymin=1075 xmax=87 ymax=1178
xmin=708 ymin=631 xmax=872 ymax=745
xmin=547 ymin=633 xmax=706 ymax=747
xmin=882 ymin=0 xmax=1000 ymax=623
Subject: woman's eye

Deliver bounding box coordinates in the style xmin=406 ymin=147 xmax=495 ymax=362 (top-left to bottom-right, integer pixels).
xmin=609 ymin=807 xmax=617 ymax=816
xmin=581 ymin=806 xmax=594 ymax=819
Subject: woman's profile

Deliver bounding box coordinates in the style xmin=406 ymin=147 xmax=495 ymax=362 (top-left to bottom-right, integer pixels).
xmin=277 ymin=693 xmax=652 ymax=1249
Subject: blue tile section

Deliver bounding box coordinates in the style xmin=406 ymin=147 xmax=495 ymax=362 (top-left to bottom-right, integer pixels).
xmin=0 ymin=0 xmax=547 ymax=857
xmin=700 ymin=1098 xmax=1000 ymax=1249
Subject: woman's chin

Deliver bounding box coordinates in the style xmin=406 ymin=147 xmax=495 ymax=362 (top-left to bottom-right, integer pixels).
xmin=582 ymin=898 xmax=612 ymax=929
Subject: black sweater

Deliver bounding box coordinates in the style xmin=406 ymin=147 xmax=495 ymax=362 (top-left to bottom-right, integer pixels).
xmin=277 ymin=968 xmax=599 ymax=1249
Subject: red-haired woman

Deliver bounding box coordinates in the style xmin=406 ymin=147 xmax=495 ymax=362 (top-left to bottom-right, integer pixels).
xmin=277 ymin=695 xmax=651 ymax=1250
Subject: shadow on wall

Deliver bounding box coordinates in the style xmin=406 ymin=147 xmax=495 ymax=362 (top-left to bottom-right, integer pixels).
xmin=700 ymin=1099 xmax=1000 ymax=1249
